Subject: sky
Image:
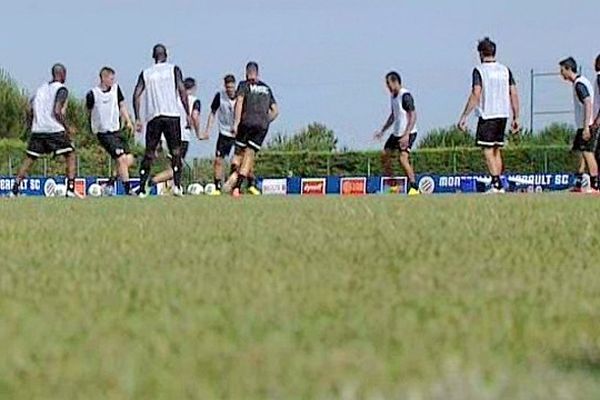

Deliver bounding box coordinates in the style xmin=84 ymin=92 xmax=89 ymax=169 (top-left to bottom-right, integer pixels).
xmin=1 ymin=0 xmax=598 ymax=157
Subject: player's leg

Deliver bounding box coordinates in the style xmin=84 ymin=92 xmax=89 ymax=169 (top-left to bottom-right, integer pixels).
xmin=11 ymin=156 xmax=36 ymax=196
xmin=163 ymin=117 xmax=183 ymax=195
xmin=139 ymin=119 xmax=162 ymax=196
xmin=381 ymin=135 xmax=396 ymax=177
xmin=116 ymin=154 xmax=133 ymax=195
xmin=49 ymin=133 xmax=78 ymax=197
xmin=583 ymin=151 xmax=599 ymax=191
xmin=571 ymin=129 xmax=588 ymax=192
xmin=64 ymin=151 xmax=78 ymax=197
xmin=399 ymin=133 xmax=419 ymax=195
xmin=224 ymin=128 xmax=248 ymax=193
xmin=243 ymin=128 xmax=268 ymax=195
xmin=477 ymin=118 xmax=503 ymax=192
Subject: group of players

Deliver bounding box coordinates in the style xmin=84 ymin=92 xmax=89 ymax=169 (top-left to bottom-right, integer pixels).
xmin=10 ymin=44 xmax=278 ymax=198
xmin=9 ymin=39 xmax=600 ymax=197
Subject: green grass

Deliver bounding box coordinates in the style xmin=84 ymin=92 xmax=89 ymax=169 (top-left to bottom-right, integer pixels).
xmin=2 ymin=195 xmax=600 ymax=399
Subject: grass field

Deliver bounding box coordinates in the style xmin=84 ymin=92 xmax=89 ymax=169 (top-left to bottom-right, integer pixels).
xmin=2 ymin=195 xmax=600 ymax=399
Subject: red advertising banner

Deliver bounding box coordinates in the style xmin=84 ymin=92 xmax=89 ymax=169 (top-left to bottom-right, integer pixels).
xmin=341 ymin=177 xmax=366 ymax=196
xmin=301 ymin=178 xmax=326 ymax=195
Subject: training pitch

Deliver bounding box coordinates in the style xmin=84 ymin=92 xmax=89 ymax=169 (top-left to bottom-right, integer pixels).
xmin=1 ymin=195 xmax=600 ymax=399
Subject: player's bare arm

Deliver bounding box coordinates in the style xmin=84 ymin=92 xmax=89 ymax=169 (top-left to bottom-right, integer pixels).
xmin=54 ymin=88 xmax=74 ymax=136
xmin=509 ymin=84 xmax=521 ymax=133
xmin=458 ymin=84 xmax=482 ymax=131
xmin=133 ymin=73 xmax=145 ymax=132
xmin=192 ymin=107 xmax=204 ymax=140
xmin=203 ymin=111 xmax=216 ymax=138
xmin=233 ymin=94 xmax=244 ymax=135
xmin=119 ymin=97 xmax=134 ymax=133
xmin=583 ymin=97 xmax=593 ymax=140
xmin=175 ymin=66 xmax=191 ymax=127
xmin=375 ymin=113 xmax=394 ymax=140
xmin=269 ymin=102 xmax=279 ymax=123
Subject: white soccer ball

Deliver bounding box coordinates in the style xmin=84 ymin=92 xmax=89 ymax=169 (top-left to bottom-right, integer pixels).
xmin=88 ymin=183 xmax=103 ymax=198
xmin=187 ymin=183 xmax=204 ymax=196
xmin=54 ymin=184 xmax=67 ymax=197
xmin=204 ymin=183 xmax=216 ymax=195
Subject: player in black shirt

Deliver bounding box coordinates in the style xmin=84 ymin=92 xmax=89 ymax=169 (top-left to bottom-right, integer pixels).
xmin=225 ymin=62 xmax=279 ymax=196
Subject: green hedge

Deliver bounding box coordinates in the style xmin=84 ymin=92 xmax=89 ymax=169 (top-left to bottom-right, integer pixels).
xmin=251 ymin=146 xmax=578 ymax=177
xmin=0 ymin=139 xmax=579 ymax=179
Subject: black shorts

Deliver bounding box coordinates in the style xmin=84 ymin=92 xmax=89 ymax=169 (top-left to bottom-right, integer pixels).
xmin=216 ymin=134 xmax=236 ymax=158
xmin=146 ymin=116 xmax=182 ymax=155
xmin=384 ymin=133 xmax=417 ymax=153
xmin=97 ymin=131 xmax=130 ymax=159
xmin=476 ymin=118 xmax=507 ymax=148
xmin=235 ymin=124 xmax=269 ymax=152
xmin=573 ymin=127 xmax=598 ymax=153
xmin=26 ymin=132 xmax=74 ymax=158
xmin=167 ymin=140 xmax=189 ymax=160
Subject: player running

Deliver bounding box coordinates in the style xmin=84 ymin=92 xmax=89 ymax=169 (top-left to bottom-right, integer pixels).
xmin=458 ymin=37 xmax=521 ymax=194
xmin=373 ymin=71 xmax=420 ymax=196
xmin=226 ymin=62 xmax=279 ymax=197
xmin=11 ymin=64 xmax=79 ymax=198
xmin=203 ymin=74 xmax=237 ymax=195
xmin=133 ymin=44 xmax=191 ymax=198
xmin=559 ymin=57 xmax=599 ymax=193
xmin=151 ymin=77 xmax=204 ymax=190
xmin=86 ymin=67 xmax=135 ymax=195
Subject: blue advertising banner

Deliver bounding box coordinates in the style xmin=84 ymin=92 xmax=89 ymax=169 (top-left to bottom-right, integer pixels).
xmin=0 ymin=177 xmax=153 ymax=197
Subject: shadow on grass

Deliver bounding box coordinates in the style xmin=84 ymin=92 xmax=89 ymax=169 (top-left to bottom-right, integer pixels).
xmin=555 ymin=348 xmax=600 ymax=376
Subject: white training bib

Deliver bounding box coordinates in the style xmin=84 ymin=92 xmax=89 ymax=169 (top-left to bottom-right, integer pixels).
xmin=391 ymin=88 xmax=417 ymax=136
xmin=90 ymin=85 xmax=120 ymax=134
xmin=574 ymin=75 xmax=595 ymax=129
xmin=31 ymin=82 xmax=66 ymax=133
xmin=475 ymin=62 xmax=511 ymax=120
xmin=179 ymin=94 xmax=198 ymax=141
xmin=143 ymin=63 xmax=179 ymax=120
xmin=218 ymin=90 xmax=236 ymax=137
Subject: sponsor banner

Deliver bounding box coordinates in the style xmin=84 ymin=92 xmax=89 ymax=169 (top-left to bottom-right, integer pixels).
xmin=381 ymin=177 xmax=408 ymax=194
xmin=418 ymin=173 xmax=572 ymax=193
xmin=261 ymin=178 xmax=287 ymax=195
xmin=301 ymin=178 xmax=326 ymax=196
xmin=341 ymin=177 xmax=366 ymax=196
xmin=0 ymin=177 xmax=147 ymax=197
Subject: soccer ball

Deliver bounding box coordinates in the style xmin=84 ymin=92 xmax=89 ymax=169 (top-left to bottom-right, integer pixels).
xmin=204 ymin=183 xmax=217 ymax=195
xmin=54 ymin=184 xmax=67 ymax=197
xmin=88 ymin=183 xmax=103 ymax=198
xmin=187 ymin=183 xmax=204 ymax=196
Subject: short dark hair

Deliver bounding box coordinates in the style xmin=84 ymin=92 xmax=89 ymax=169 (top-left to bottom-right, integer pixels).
xmin=99 ymin=66 xmax=115 ymax=77
xmin=224 ymin=74 xmax=236 ymax=84
xmin=51 ymin=63 xmax=66 ymax=77
xmin=477 ymin=37 xmax=497 ymax=57
xmin=595 ymin=54 xmax=600 ymax=72
xmin=559 ymin=57 xmax=578 ymax=72
xmin=385 ymin=71 xmax=401 ymax=84
xmin=183 ymin=77 xmax=196 ymax=90
xmin=246 ymin=62 xmax=259 ymax=73
xmin=152 ymin=43 xmax=168 ymax=60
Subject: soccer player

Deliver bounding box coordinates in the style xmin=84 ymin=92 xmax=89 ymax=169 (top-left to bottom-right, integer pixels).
xmin=151 ymin=77 xmax=203 ymax=189
xmin=458 ymin=37 xmax=520 ymax=193
xmin=593 ymin=55 xmax=600 ymax=167
xmin=11 ymin=64 xmax=79 ymax=198
xmin=86 ymin=67 xmax=135 ymax=195
xmin=373 ymin=71 xmax=420 ymax=196
xmin=133 ymin=44 xmax=191 ymax=198
xmin=203 ymin=74 xmax=237 ymax=195
xmin=559 ymin=57 xmax=599 ymax=192
xmin=226 ymin=62 xmax=279 ymax=197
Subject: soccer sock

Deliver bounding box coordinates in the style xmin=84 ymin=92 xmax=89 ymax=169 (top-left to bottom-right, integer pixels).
xmin=575 ymin=173 xmax=583 ymax=188
xmin=247 ymin=175 xmax=256 ymax=188
xmin=67 ymin=178 xmax=75 ymax=193
xmin=171 ymin=155 xmax=183 ymax=188
xmin=11 ymin=178 xmax=21 ymax=195
xmin=230 ymin=164 xmax=238 ymax=175
xmin=410 ymin=181 xmax=418 ymax=190
xmin=591 ymin=176 xmax=599 ymax=190
xmin=139 ymin=157 xmax=152 ymax=193
xmin=491 ymin=175 xmax=502 ymax=189
xmin=235 ymin=174 xmax=246 ymax=190
xmin=214 ymin=178 xmax=222 ymax=191
xmin=123 ymin=181 xmax=131 ymax=195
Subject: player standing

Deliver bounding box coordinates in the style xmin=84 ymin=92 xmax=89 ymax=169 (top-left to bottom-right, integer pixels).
xmin=86 ymin=67 xmax=135 ymax=195
xmin=226 ymin=62 xmax=279 ymax=197
xmin=152 ymin=77 xmax=203 ymax=189
xmin=373 ymin=71 xmax=420 ymax=195
xmin=11 ymin=64 xmax=79 ymax=198
xmin=133 ymin=44 xmax=191 ymax=198
xmin=559 ymin=57 xmax=599 ymax=192
xmin=203 ymin=74 xmax=237 ymax=195
xmin=458 ymin=37 xmax=520 ymax=193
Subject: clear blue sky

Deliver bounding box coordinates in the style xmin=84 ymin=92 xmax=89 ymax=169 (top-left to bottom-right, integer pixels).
xmin=1 ymin=0 xmax=598 ymax=156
